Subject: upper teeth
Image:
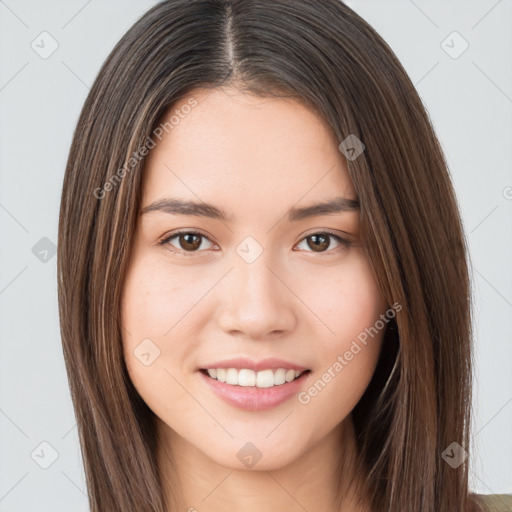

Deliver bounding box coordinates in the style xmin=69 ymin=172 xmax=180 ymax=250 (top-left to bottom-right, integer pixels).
xmin=206 ymin=368 xmax=305 ymax=388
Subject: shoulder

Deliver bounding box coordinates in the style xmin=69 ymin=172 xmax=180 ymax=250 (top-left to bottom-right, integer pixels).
xmin=473 ymin=494 xmax=512 ymax=512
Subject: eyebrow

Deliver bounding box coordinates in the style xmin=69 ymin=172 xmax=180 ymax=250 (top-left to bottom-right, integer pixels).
xmin=141 ymin=196 xmax=359 ymax=222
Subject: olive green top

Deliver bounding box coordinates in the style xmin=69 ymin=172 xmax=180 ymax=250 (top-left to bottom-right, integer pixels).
xmin=477 ymin=494 xmax=512 ymax=511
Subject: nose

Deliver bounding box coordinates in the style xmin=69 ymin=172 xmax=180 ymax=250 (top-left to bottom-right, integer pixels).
xmin=215 ymin=254 xmax=297 ymax=340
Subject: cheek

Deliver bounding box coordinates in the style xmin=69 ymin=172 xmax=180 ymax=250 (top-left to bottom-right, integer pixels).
xmin=121 ymin=254 xmax=207 ymax=351
xmin=121 ymin=257 xmax=178 ymax=375
xmin=120 ymin=252 xmax=218 ymax=397
xmin=120 ymin=258 xmax=201 ymax=422
xmin=294 ymin=254 xmax=387 ymax=410
xmin=122 ymin=259 xmax=175 ymax=334
xmin=299 ymin=252 xmax=387 ymax=349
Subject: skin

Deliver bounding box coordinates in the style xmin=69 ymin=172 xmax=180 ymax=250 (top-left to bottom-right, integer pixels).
xmin=121 ymin=86 xmax=389 ymax=512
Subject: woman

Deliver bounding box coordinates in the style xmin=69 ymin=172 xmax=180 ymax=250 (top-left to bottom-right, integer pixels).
xmin=57 ymin=1 xmax=510 ymax=510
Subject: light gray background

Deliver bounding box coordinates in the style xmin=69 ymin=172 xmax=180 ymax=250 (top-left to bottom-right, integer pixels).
xmin=0 ymin=0 xmax=511 ymax=510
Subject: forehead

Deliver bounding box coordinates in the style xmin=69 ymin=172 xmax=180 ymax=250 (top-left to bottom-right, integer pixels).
xmin=142 ymin=87 xmax=356 ymax=218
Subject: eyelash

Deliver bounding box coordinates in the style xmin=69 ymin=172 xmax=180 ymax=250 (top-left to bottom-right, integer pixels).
xmin=157 ymin=229 xmax=352 ymax=257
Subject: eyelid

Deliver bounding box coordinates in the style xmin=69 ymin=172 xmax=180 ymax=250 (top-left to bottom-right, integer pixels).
xmin=300 ymin=227 xmax=352 ymax=240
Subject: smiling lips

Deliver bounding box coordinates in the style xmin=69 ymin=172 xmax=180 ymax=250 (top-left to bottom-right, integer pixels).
xmin=199 ymin=357 xmax=311 ymax=410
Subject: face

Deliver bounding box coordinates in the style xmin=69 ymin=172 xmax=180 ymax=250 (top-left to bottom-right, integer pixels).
xmin=121 ymin=86 xmax=389 ymax=471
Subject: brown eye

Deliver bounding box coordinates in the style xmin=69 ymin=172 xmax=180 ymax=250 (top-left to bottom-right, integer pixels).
xmin=296 ymin=232 xmax=351 ymax=254
xmin=159 ymin=231 xmax=214 ymax=254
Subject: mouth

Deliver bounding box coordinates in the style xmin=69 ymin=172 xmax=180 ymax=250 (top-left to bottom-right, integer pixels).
xmin=199 ymin=367 xmax=312 ymax=388
xmin=198 ymin=367 xmax=312 ymax=411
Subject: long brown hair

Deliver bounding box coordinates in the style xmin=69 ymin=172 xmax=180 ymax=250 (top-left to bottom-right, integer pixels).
xmin=57 ymin=1 xmax=485 ymax=510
